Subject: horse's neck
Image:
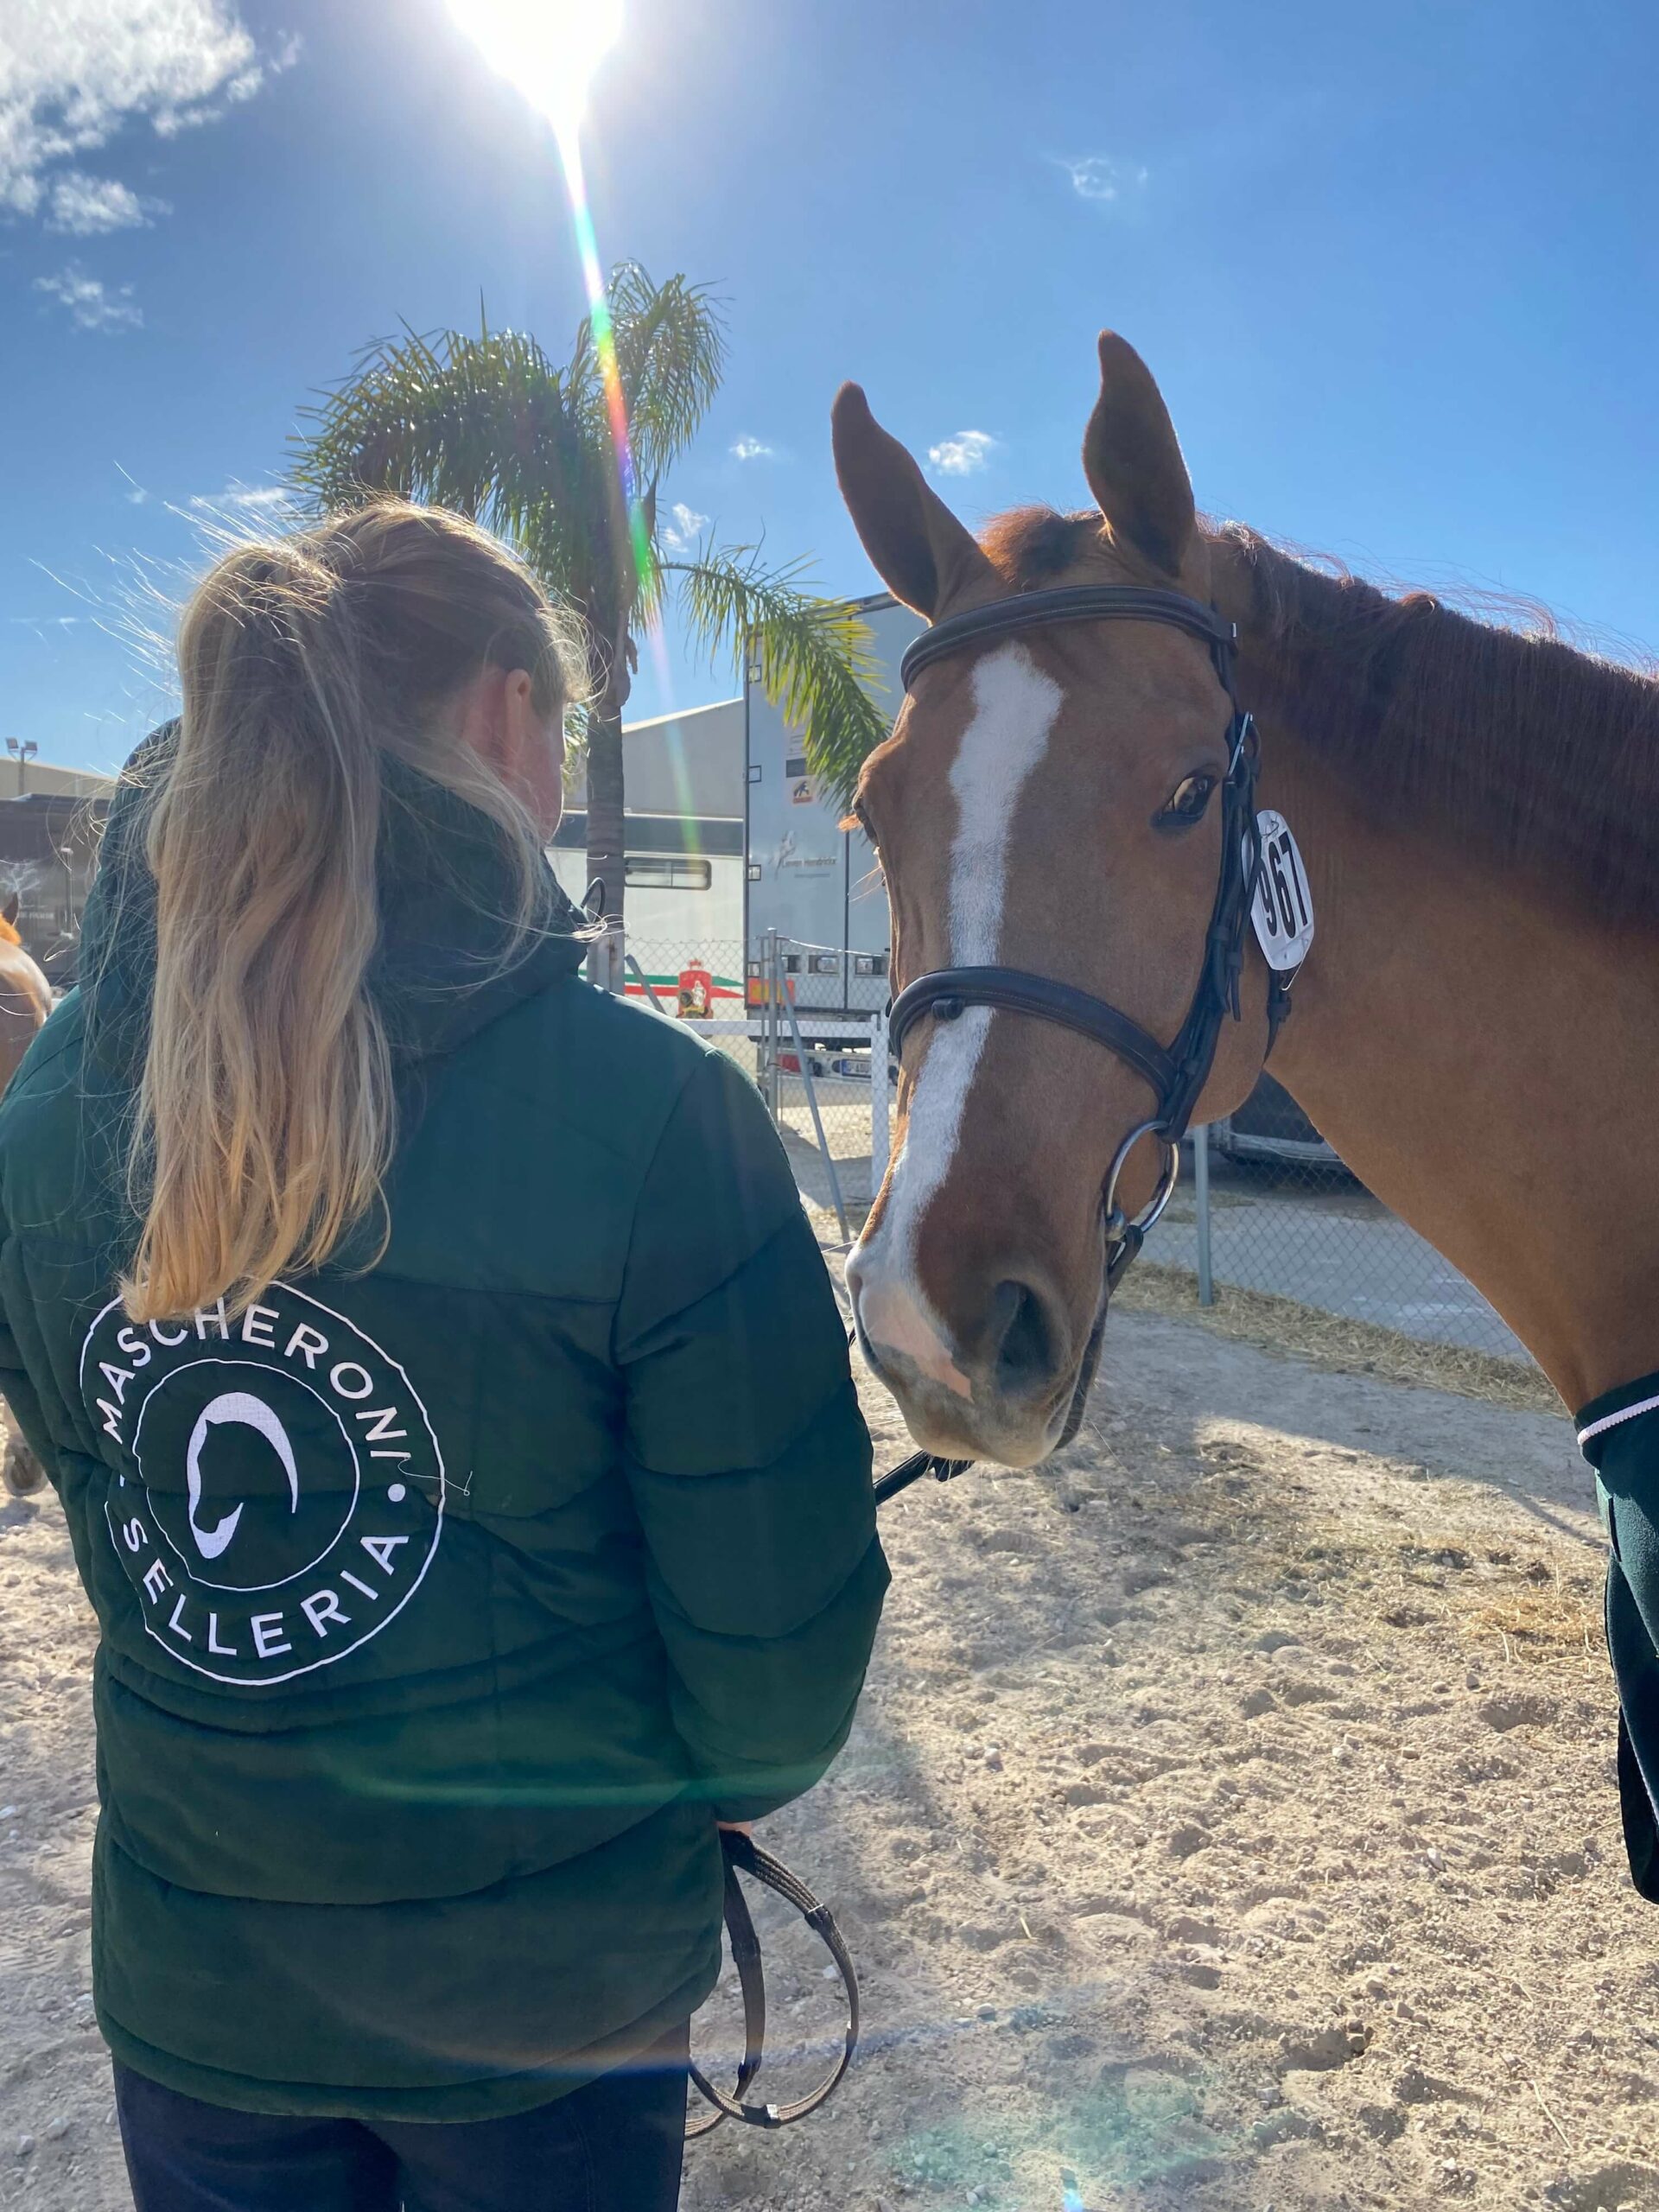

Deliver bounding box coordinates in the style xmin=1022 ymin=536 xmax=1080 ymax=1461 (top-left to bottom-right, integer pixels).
xmin=1231 ymin=671 xmax=1659 ymax=1412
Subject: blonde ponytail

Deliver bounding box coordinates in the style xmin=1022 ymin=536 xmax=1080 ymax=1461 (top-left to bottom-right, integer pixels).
xmin=122 ymin=501 xmax=583 ymax=1324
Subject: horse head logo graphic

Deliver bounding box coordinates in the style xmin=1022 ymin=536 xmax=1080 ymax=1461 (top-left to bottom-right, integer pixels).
xmin=185 ymin=1390 xmax=299 ymax=1561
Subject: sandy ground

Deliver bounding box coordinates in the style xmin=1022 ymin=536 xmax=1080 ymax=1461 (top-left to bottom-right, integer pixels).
xmin=5 ymin=1310 xmax=1657 ymax=2211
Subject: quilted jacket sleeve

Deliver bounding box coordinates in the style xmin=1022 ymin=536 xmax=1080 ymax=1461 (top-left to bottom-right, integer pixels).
xmin=614 ymin=1050 xmax=887 ymax=1823
xmin=0 ymin=1095 xmax=71 ymax=1495
xmin=0 ymin=1230 xmax=61 ymax=1489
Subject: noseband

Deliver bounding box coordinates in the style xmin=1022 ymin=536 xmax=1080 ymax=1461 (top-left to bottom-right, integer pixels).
xmin=887 ymin=583 xmax=1284 ymax=1317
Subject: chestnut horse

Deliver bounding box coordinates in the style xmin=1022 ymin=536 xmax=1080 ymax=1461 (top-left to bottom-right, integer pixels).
xmin=835 ymin=335 xmax=1659 ymax=1471
xmin=0 ymin=893 xmax=53 ymax=1497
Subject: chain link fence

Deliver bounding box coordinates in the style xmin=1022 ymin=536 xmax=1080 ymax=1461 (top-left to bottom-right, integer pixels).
xmin=1147 ymin=1125 xmax=1528 ymax=1367
xmin=620 ymin=932 xmax=1531 ymax=1381
xmin=754 ymin=936 xmax=891 ymax=1238
xmin=621 ymin=935 xmax=890 ymax=1244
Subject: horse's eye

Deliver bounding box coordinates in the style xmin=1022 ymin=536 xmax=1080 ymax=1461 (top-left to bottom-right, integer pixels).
xmin=1156 ymin=774 xmax=1216 ymax=830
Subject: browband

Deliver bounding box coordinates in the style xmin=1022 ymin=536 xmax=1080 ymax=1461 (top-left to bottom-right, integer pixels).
xmin=899 ymin=584 xmax=1237 ymax=691
xmin=887 ymin=967 xmax=1178 ymax=1103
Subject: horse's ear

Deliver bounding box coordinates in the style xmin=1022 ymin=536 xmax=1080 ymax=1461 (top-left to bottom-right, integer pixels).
xmin=832 ymin=384 xmax=996 ymax=619
xmin=1082 ymin=333 xmax=1196 ymax=578
xmin=1 ymin=893 xmax=17 ymax=927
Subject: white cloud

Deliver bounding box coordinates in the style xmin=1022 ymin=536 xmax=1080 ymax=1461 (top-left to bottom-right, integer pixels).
xmin=188 ymin=482 xmax=295 ymax=518
xmin=659 ymin=500 xmax=709 ymax=553
xmin=34 ymin=263 xmax=142 ymax=331
xmin=730 ymin=435 xmax=773 ymax=461
xmin=927 ymin=429 xmax=996 ymax=478
xmin=1060 ymin=155 xmax=1148 ymax=204
xmin=0 ymin=3 xmax=297 ymax=217
xmin=47 ymin=169 xmax=165 ymax=232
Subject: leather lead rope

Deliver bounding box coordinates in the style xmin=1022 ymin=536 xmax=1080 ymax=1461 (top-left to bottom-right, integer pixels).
xmin=871 ymin=1448 xmax=972 ymax=1506
xmin=686 ymin=1828 xmax=860 ymax=2136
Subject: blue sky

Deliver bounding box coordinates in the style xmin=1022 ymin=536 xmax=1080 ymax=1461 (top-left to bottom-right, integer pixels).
xmin=4 ymin=0 xmax=1658 ymax=772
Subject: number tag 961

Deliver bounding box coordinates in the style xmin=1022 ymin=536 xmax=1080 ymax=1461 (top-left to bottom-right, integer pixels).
xmin=1246 ymin=810 xmax=1314 ymax=976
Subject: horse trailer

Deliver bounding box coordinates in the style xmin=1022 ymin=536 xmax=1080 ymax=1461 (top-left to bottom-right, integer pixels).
xmin=743 ymin=594 xmax=920 ymax=1038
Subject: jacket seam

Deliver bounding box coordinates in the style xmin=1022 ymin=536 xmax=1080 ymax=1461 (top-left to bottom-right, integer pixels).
xmin=646 ymin=1530 xmax=886 ymax=1652
xmin=614 ymin=1205 xmax=805 ymax=1367
xmin=624 ymin=1367 xmax=860 ymax=1484
xmin=316 ymin=1262 xmax=622 ymax=1310
xmin=609 ymin=1054 xmax=749 ymax=1360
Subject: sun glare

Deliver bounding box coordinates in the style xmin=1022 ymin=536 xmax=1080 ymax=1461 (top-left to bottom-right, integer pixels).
xmin=449 ymin=0 xmax=654 ymax=612
xmin=448 ymin=0 xmax=623 ymax=141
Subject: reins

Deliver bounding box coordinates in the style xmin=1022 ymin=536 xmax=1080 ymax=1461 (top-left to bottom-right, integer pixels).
xmin=693 ymin=584 xmax=1300 ymax=2141
xmin=688 ymin=1828 xmax=859 ymax=2136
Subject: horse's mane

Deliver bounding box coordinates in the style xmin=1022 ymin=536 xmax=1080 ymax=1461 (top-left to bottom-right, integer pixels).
xmin=981 ymin=506 xmax=1659 ymax=928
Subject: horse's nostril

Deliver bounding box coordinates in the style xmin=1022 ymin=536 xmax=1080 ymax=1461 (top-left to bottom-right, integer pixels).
xmin=991 ymin=1278 xmax=1058 ymax=1393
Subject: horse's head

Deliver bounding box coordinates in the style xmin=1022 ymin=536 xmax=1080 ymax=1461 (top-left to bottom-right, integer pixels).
xmin=836 ymin=334 xmax=1275 ymax=1466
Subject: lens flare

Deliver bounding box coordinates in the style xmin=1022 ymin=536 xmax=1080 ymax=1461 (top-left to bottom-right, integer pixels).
xmin=448 ymin=0 xmax=621 ymax=140
xmin=448 ymin=0 xmax=653 ymax=606
xmin=555 ymin=125 xmax=655 ymax=602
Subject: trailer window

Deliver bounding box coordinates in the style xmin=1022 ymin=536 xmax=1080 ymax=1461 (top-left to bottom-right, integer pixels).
xmin=625 ymin=856 xmax=713 ymax=892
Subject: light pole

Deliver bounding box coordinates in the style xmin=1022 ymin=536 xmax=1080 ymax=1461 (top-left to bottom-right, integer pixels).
xmin=5 ymin=739 xmax=37 ymax=796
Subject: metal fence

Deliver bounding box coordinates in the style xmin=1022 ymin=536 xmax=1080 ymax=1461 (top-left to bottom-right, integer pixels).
xmin=1150 ymin=1130 xmax=1527 ymax=1365
xmin=620 ymin=934 xmax=891 ymax=1246
xmin=752 ymin=934 xmax=893 ymax=1243
xmin=620 ymin=932 xmax=1528 ymax=1376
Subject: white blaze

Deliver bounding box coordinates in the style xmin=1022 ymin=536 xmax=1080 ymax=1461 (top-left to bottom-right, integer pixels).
xmin=850 ymin=645 xmax=1063 ymax=1389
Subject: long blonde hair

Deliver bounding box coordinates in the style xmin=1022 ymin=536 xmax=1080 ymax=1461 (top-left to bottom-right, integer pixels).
xmin=123 ymin=500 xmax=584 ymax=1324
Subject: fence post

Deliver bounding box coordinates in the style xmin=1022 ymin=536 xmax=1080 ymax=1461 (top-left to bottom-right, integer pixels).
xmin=588 ymin=919 xmax=626 ymax=995
xmin=780 ymin=977 xmax=851 ymax=1245
xmin=869 ymin=1007 xmax=891 ymax=1195
xmin=1192 ymin=1122 xmax=1215 ymax=1308
xmin=762 ymin=931 xmax=782 ymax=1122
xmin=623 ymin=950 xmax=669 ymax=1014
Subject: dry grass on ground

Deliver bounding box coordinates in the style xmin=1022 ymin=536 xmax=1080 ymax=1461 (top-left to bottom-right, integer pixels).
xmin=1115 ymin=1261 xmax=1563 ymax=1421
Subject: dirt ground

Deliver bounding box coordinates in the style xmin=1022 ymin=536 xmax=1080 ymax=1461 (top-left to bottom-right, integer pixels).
xmin=5 ymin=1308 xmax=1657 ymax=2212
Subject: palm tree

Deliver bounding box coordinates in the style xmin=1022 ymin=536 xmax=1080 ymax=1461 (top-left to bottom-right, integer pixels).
xmin=289 ymin=267 xmax=887 ymax=956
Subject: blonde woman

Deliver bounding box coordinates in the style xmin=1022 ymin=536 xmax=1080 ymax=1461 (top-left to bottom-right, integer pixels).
xmin=0 ymin=503 xmax=886 ymax=2211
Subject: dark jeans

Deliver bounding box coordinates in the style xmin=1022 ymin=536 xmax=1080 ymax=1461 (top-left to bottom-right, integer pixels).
xmin=112 ymin=2026 xmax=690 ymax=2212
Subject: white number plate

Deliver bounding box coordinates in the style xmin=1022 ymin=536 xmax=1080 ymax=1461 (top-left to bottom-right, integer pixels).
xmin=1247 ymin=810 xmax=1315 ymax=974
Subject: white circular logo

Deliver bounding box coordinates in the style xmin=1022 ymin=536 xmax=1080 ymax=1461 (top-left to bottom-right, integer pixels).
xmin=81 ymin=1285 xmax=444 ymax=1687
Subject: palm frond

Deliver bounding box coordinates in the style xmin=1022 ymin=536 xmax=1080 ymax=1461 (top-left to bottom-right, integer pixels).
xmin=601 ymin=264 xmax=727 ymax=486
xmin=668 ymin=545 xmax=893 ymax=810
xmin=289 ymin=324 xmax=626 ymax=656
xmin=564 ymin=264 xmax=723 ymax=494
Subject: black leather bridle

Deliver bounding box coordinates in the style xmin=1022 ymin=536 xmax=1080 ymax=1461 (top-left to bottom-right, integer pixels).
xmin=877 ymin=582 xmax=1287 ymax=1459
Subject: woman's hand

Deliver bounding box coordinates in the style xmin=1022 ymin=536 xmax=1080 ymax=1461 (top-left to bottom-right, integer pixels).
xmin=716 ymin=1821 xmax=753 ymax=1837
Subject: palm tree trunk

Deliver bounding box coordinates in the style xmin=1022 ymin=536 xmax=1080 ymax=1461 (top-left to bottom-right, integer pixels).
xmin=585 ymin=704 xmax=626 ymax=991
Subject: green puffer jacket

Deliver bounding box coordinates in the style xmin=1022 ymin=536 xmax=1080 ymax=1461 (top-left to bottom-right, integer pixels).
xmin=0 ymin=742 xmax=887 ymax=2120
